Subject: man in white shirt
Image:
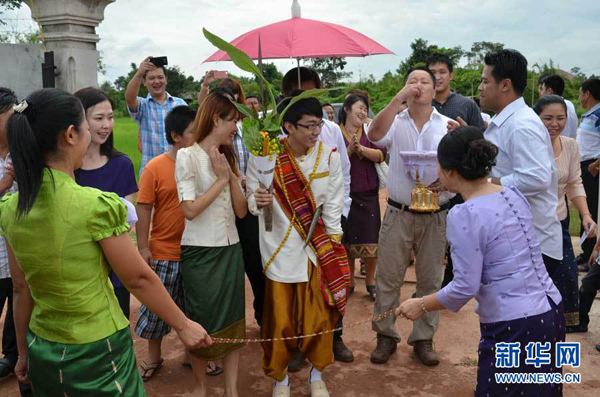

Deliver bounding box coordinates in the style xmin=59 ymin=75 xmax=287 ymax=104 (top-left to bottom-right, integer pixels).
xmin=367 ymin=67 xmax=453 ymax=366
xmin=477 ymin=49 xmax=563 ymax=272
xmin=280 ymin=67 xmax=354 ymax=365
xmin=538 ymin=74 xmax=579 ymax=138
xmin=247 ymin=97 xmax=347 ymax=397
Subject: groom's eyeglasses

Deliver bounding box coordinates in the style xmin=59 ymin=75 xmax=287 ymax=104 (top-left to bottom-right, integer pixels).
xmin=295 ymin=120 xmax=325 ymax=132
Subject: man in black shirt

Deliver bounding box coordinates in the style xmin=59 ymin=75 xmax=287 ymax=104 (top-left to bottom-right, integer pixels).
xmin=426 ymin=53 xmax=485 ymax=130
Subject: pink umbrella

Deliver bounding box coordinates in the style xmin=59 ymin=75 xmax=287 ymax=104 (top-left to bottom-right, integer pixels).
xmin=204 ymin=0 xmax=393 ymax=69
xmin=204 ymin=17 xmax=394 ymax=62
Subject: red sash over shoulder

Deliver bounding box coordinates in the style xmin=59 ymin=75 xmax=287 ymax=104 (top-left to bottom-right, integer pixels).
xmin=273 ymin=142 xmax=350 ymax=315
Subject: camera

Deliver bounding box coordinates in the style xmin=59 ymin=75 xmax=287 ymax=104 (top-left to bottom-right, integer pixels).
xmin=149 ymin=56 xmax=168 ymax=68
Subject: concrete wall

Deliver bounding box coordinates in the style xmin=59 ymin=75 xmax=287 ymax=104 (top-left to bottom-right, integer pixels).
xmin=0 ymin=44 xmax=44 ymax=101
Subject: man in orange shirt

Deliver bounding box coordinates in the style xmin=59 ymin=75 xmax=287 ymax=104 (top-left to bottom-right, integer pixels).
xmin=135 ymin=105 xmax=198 ymax=380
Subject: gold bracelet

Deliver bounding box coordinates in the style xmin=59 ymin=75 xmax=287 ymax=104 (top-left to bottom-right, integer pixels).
xmin=138 ymin=247 xmax=150 ymax=254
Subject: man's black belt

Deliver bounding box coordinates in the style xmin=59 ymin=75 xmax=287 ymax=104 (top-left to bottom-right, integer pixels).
xmin=387 ymin=198 xmax=451 ymax=214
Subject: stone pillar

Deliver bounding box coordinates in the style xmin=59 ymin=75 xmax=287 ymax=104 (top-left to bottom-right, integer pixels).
xmin=25 ymin=0 xmax=116 ymax=93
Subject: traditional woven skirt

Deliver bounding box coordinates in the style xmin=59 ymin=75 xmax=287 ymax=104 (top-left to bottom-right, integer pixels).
xmin=476 ymin=298 xmax=565 ymax=397
xmin=550 ymin=218 xmax=580 ymax=327
xmin=343 ymin=188 xmax=381 ymax=258
xmin=26 ymin=327 xmax=145 ymax=397
xmin=180 ymin=244 xmax=246 ymax=360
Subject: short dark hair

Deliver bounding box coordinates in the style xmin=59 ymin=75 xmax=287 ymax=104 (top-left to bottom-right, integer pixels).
xmin=73 ymin=87 xmax=122 ymax=159
xmin=281 ymin=67 xmax=321 ymax=96
xmin=426 ymin=53 xmax=453 ymax=73
xmin=246 ymin=94 xmax=258 ymax=100
xmin=7 ymin=88 xmax=85 ymax=218
xmin=581 ymin=78 xmax=600 ymax=101
xmin=484 ymin=49 xmax=528 ymax=95
xmin=541 ymin=74 xmax=565 ymax=96
xmin=165 ymin=105 xmax=197 ymax=145
xmin=533 ymin=94 xmax=567 ymax=115
xmin=277 ymin=92 xmax=323 ymax=135
xmin=538 ymin=73 xmax=551 ymax=87
xmin=404 ymin=66 xmax=436 ymax=86
xmin=437 ymin=126 xmax=498 ymax=180
xmin=0 ymin=87 xmax=17 ymax=114
xmin=339 ymin=94 xmax=369 ymax=125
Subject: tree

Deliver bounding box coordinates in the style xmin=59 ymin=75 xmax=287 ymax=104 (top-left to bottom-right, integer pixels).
xmin=396 ymin=38 xmax=464 ymax=76
xmin=0 ymin=29 xmax=40 ymax=43
xmin=307 ymin=57 xmax=353 ymax=87
xmin=465 ymin=41 xmax=504 ymax=67
xmin=0 ymin=0 xmax=23 ymax=25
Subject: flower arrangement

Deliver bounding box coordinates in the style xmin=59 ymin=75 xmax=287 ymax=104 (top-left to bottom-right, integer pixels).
xmin=203 ymin=27 xmax=329 ymax=157
xmin=203 ymin=28 xmax=332 ymax=230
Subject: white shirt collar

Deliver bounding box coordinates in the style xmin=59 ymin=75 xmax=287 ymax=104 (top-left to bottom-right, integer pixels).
xmin=583 ymin=102 xmax=600 ymax=117
xmin=398 ymin=106 xmax=443 ymax=122
xmin=490 ymin=97 xmax=526 ymax=128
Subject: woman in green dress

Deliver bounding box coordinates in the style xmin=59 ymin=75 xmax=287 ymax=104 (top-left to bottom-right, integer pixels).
xmin=0 ymin=88 xmax=212 ymax=396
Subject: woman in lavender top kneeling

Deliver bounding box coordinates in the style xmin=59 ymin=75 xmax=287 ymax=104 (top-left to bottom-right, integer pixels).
xmin=398 ymin=126 xmax=565 ymax=397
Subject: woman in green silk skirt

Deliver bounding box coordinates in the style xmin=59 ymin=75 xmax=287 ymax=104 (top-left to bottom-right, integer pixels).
xmin=1 ymin=88 xmax=211 ymax=396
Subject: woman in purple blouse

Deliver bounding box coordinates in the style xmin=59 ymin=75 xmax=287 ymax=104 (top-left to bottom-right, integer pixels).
xmin=339 ymin=94 xmax=387 ymax=300
xmin=74 ymin=88 xmax=139 ymax=320
xmin=398 ymin=126 xmax=565 ymax=397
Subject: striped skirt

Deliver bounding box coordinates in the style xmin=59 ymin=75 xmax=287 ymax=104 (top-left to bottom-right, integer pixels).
xmin=26 ymin=327 xmax=145 ymax=396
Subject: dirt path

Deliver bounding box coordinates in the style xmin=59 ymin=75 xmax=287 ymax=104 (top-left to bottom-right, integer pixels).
xmin=1 ymin=272 xmax=599 ymax=396
xmin=2 ymin=191 xmax=599 ymax=396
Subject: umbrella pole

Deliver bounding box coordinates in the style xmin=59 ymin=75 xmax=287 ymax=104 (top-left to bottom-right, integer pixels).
xmin=297 ymin=58 xmax=302 ymax=89
xmin=258 ymin=34 xmax=266 ymax=115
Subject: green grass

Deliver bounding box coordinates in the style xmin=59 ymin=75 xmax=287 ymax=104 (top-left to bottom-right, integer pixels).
xmin=113 ymin=117 xmax=141 ymax=179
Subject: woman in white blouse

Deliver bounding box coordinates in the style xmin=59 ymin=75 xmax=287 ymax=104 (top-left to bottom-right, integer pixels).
xmin=534 ymin=94 xmax=596 ymax=332
xmin=175 ymin=89 xmax=247 ymax=397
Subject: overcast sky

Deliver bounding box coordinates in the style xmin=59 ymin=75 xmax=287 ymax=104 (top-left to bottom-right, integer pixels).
xmin=3 ymin=0 xmax=600 ymax=86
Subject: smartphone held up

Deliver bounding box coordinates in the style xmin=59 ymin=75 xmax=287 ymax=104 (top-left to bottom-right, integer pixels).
xmin=150 ymin=56 xmax=168 ymax=67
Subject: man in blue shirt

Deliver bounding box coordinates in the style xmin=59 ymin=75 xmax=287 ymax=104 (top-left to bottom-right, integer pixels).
xmin=125 ymin=56 xmax=186 ymax=174
xmin=574 ymin=78 xmax=600 ymax=334
xmin=575 ymin=78 xmax=600 ymax=267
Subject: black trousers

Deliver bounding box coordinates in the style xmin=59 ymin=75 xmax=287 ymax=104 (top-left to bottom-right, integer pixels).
xmin=1 ymin=278 xmax=33 ymax=397
xmin=334 ymin=215 xmax=348 ymax=340
xmin=441 ymin=195 xmax=465 ymax=288
xmin=579 ymin=261 xmax=600 ymax=329
xmin=236 ymin=213 xmax=265 ymax=326
xmin=580 ymin=159 xmax=599 ymax=261
xmin=0 ymin=278 xmax=17 ymax=363
xmin=113 ymin=286 xmax=130 ymax=320
xmin=542 ymin=254 xmax=562 ymax=280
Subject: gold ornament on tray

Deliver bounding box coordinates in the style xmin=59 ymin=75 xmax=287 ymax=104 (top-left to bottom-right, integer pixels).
xmin=400 ymin=151 xmax=440 ymax=213
xmin=409 ymin=170 xmax=440 ymax=212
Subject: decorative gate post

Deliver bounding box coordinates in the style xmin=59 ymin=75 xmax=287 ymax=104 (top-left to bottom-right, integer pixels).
xmin=25 ymin=0 xmax=116 ymax=92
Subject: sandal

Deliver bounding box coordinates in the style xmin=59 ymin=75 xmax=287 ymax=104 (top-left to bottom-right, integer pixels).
xmin=366 ymin=285 xmax=377 ymax=300
xmin=206 ymin=361 xmax=223 ymax=376
xmin=140 ymin=358 xmax=164 ymax=382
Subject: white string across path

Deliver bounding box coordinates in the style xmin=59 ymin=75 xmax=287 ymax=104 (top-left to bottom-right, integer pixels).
xmin=212 ymin=308 xmax=403 ymax=344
